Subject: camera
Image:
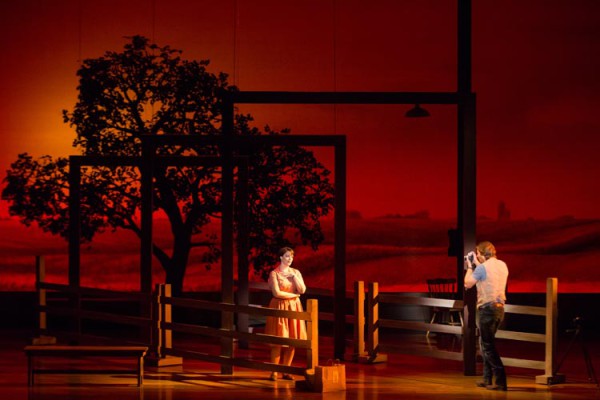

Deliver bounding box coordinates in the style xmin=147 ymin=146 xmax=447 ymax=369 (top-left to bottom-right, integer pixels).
xmin=464 ymin=253 xmax=475 ymax=263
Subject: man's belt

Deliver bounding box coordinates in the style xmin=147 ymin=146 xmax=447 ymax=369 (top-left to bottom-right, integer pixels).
xmin=478 ymin=301 xmax=504 ymax=310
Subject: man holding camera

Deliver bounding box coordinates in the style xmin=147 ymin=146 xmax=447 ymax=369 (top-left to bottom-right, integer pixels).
xmin=464 ymin=241 xmax=509 ymax=391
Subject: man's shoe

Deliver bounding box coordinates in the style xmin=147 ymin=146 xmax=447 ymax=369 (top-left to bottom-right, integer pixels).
xmin=486 ymin=384 xmax=507 ymax=391
xmin=476 ymin=381 xmax=491 ymax=388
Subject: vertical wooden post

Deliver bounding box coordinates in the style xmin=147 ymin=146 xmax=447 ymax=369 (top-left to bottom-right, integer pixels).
xmin=148 ymin=283 xmax=182 ymax=367
xmin=363 ymin=282 xmax=387 ymax=363
xmin=353 ymin=281 xmax=365 ymax=360
xmin=140 ymin=138 xmax=154 ymax=294
xmin=137 ymin=355 xmax=144 ymax=387
xmin=333 ymin=137 xmax=347 ymax=360
xmin=546 ymin=277 xmax=558 ymax=378
xmin=138 ymin=137 xmax=155 ymax=355
xmin=27 ymin=354 xmax=33 ymax=386
xmin=236 ymin=157 xmax=250 ymax=349
xmin=36 ymin=256 xmax=46 ymax=337
xmin=457 ymin=0 xmax=472 ymax=95
xmin=367 ymin=282 xmax=378 ymax=358
xmin=459 ymin=92 xmax=477 ymax=376
xmin=32 ymin=256 xmax=55 ymax=345
xmin=162 ymin=284 xmax=173 ymax=352
xmin=68 ymin=157 xmax=82 ymax=341
xmin=220 ymin=92 xmax=235 ymax=375
xmin=68 ymin=157 xmax=81 ymax=288
xmin=536 ymin=278 xmax=563 ymax=384
xmin=156 ymin=284 xmax=166 ymax=358
xmin=152 ymin=284 xmax=162 ymax=359
xmin=306 ymin=299 xmax=319 ymax=370
xmin=457 ymin=0 xmax=477 ymax=377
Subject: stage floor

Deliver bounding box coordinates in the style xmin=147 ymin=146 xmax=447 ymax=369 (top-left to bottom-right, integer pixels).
xmin=1 ymin=329 xmax=598 ymax=400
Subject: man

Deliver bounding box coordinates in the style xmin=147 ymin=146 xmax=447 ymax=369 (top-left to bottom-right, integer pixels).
xmin=464 ymin=241 xmax=509 ymax=391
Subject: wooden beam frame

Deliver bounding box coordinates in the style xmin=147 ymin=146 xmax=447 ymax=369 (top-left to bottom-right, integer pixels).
xmin=66 ymin=0 xmax=475 ymax=371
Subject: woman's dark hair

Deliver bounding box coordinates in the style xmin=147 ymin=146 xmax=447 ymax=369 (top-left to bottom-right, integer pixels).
xmin=278 ymin=247 xmax=294 ymax=258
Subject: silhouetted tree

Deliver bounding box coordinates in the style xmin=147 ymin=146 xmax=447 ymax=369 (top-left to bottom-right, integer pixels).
xmin=2 ymin=36 xmax=334 ymax=295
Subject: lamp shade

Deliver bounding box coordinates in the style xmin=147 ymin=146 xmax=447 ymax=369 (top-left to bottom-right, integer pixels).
xmin=405 ymin=104 xmax=430 ymax=118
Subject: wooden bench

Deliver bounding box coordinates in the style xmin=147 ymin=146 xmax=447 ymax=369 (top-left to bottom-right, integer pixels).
xmin=24 ymin=345 xmax=148 ymax=387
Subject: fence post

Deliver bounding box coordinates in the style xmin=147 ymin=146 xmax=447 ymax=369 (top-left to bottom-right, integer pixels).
xmin=306 ymin=299 xmax=319 ymax=371
xmin=363 ymin=282 xmax=387 ymax=364
xmin=368 ymin=281 xmax=380 ymax=357
xmin=536 ymin=277 xmax=563 ymax=384
xmin=162 ymin=284 xmax=173 ymax=352
xmin=147 ymin=283 xmax=182 ymax=367
xmin=353 ymin=281 xmax=366 ymax=361
xmin=72 ymin=283 xmax=82 ymax=342
xmin=32 ymin=256 xmax=56 ymax=345
xmin=367 ymin=282 xmax=377 ymax=359
xmin=36 ymin=256 xmax=46 ymax=336
xmin=155 ymin=284 xmax=164 ymax=358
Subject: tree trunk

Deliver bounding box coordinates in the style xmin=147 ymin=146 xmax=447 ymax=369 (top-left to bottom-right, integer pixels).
xmin=163 ymin=234 xmax=192 ymax=297
xmin=165 ymin=266 xmax=186 ymax=297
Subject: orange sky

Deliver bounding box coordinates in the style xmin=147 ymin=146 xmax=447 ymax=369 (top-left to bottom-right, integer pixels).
xmin=1 ymin=0 xmax=599 ymax=219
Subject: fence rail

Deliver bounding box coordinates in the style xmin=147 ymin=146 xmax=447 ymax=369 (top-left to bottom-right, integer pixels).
xmin=34 ymin=255 xmax=561 ymax=383
xmin=154 ymin=283 xmax=319 ymax=375
xmin=359 ymin=277 xmax=560 ymax=383
xmin=34 ymin=256 xmax=320 ymax=377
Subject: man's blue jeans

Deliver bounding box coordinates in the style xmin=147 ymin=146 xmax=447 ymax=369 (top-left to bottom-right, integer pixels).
xmin=477 ymin=303 xmax=506 ymax=386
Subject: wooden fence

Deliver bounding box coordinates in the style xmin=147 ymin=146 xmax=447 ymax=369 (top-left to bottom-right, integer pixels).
xmin=34 ymin=256 xmax=319 ymax=377
xmin=359 ymin=277 xmax=560 ymax=383
xmin=237 ymin=280 xmax=362 ymax=359
xmin=33 ymin=255 xmax=561 ymax=382
xmin=154 ymin=283 xmax=319 ymax=376
xmin=34 ymin=256 xmax=153 ymax=346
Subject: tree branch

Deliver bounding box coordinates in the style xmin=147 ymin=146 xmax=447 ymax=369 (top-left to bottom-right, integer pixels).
xmin=122 ymin=214 xmax=172 ymax=271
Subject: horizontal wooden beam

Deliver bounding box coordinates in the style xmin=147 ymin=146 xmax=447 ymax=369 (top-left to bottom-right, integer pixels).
xmin=142 ymin=134 xmax=345 ymax=147
xmin=40 ymin=305 xmax=151 ymax=328
xmin=504 ymin=304 xmax=546 ymax=316
xmin=378 ymin=293 xmax=464 ymax=309
xmin=38 ymin=282 xmax=150 ymax=302
xmin=496 ymin=330 xmax=546 ymax=343
xmin=379 ymin=343 xmax=464 ymax=361
xmin=502 ymin=357 xmax=546 ymax=370
xmin=380 ymin=319 xmax=463 ymax=335
xmin=163 ymin=297 xmax=311 ymax=321
xmin=231 ymin=91 xmax=461 ymax=105
xmin=163 ymin=321 xmax=310 ymax=349
xmin=165 ymin=347 xmax=306 ymax=375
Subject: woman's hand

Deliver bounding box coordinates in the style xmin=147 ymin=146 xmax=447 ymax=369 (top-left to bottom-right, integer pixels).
xmin=292 ymin=269 xmax=306 ymax=294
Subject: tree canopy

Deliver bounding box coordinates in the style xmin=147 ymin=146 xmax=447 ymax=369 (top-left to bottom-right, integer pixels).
xmin=2 ymin=36 xmax=335 ymax=294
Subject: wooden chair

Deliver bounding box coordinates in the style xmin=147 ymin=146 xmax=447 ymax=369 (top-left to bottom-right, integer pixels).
xmin=426 ymin=278 xmax=463 ymax=337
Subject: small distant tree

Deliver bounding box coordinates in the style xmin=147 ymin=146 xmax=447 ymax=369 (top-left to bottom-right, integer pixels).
xmin=2 ymin=36 xmax=334 ymax=295
xmin=497 ymin=201 xmax=511 ymax=221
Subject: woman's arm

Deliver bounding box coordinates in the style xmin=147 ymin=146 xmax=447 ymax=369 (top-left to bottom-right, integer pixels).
xmin=268 ymin=271 xmax=300 ymax=299
xmin=291 ymin=269 xmax=306 ymax=294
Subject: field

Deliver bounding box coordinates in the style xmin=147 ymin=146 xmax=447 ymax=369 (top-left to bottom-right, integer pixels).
xmin=1 ymin=216 xmax=599 ymax=293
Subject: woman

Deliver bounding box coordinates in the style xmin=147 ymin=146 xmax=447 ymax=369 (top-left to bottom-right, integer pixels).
xmin=264 ymin=247 xmax=307 ymax=380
